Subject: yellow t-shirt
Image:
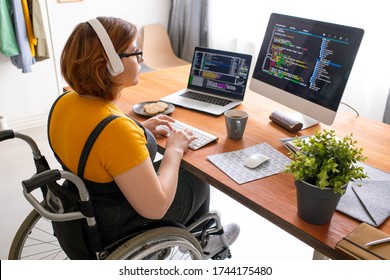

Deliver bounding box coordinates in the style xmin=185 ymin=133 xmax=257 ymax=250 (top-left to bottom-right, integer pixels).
xmin=49 ymin=91 xmax=149 ymax=183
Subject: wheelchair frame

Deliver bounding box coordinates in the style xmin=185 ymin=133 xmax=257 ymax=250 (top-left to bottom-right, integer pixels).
xmin=1 ymin=129 xmax=232 ymax=260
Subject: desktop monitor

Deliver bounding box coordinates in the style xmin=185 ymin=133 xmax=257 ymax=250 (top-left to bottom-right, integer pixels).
xmin=250 ymin=13 xmax=364 ymax=129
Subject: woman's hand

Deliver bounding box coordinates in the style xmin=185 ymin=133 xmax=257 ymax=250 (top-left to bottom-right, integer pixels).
xmin=142 ymin=114 xmax=196 ymax=154
xmin=142 ymin=115 xmax=174 ymax=136
xmin=165 ymin=128 xmax=196 ymax=155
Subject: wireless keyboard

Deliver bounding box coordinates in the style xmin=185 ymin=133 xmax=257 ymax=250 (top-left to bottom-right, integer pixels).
xmin=156 ymin=119 xmax=218 ymax=150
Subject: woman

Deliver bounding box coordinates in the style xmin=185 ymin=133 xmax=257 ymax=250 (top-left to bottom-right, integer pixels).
xmin=48 ymin=17 xmax=239 ymax=258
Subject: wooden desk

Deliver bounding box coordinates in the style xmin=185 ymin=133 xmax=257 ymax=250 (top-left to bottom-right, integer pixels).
xmin=118 ymin=65 xmax=390 ymax=259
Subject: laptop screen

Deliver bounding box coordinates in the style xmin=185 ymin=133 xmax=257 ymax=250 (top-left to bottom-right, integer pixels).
xmin=187 ymin=47 xmax=252 ymax=101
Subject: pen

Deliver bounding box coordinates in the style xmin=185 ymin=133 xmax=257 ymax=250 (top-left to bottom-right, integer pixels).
xmin=365 ymin=237 xmax=390 ymax=246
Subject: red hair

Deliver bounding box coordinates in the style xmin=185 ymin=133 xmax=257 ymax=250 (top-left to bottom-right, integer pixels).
xmin=60 ymin=17 xmax=137 ymax=101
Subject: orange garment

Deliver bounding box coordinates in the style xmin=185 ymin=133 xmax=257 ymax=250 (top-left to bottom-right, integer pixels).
xmin=21 ymin=0 xmax=37 ymax=57
xmin=49 ymin=91 xmax=149 ymax=183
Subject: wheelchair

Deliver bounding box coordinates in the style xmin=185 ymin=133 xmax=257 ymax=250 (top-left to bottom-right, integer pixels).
xmin=1 ymin=129 xmax=233 ymax=260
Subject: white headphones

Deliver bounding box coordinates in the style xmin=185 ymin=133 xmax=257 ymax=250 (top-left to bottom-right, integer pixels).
xmin=86 ymin=18 xmax=124 ymax=76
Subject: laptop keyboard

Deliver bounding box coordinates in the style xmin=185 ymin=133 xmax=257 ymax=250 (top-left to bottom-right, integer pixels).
xmin=181 ymin=91 xmax=232 ymax=107
xmin=156 ymin=119 xmax=218 ymax=150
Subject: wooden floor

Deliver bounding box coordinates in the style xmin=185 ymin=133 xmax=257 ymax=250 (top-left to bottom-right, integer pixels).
xmin=0 ymin=124 xmax=313 ymax=260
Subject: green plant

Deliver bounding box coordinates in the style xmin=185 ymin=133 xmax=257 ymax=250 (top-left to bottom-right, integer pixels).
xmin=284 ymin=129 xmax=368 ymax=195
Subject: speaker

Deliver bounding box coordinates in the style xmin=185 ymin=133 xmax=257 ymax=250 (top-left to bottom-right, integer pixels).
xmin=87 ymin=18 xmax=124 ymax=76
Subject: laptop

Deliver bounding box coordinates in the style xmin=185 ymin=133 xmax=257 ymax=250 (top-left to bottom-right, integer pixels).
xmin=160 ymin=47 xmax=252 ymax=116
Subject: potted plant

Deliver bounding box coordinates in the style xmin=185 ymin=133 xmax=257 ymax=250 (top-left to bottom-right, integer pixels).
xmin=284 ymin=129 xmax=368 ymax=224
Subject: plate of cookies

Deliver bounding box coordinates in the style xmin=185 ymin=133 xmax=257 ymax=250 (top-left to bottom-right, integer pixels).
xmin=132 ymin=101 xmax=175 ymax=117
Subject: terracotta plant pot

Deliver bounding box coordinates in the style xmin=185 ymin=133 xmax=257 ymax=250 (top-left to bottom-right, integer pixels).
xmin=295 ymin=180 xmax=346 ymax=224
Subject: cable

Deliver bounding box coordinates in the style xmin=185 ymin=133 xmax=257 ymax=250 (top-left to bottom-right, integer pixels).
xmin=340 ymin=102 xmax=359 ymax=116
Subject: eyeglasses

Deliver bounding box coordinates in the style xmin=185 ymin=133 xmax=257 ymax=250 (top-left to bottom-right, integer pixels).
xmin=118 ymin=49 xmax=143 ymax=63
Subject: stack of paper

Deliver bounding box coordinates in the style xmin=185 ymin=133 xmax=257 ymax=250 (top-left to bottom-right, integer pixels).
xmin=280 ymin=136 xmax=310 ymax=154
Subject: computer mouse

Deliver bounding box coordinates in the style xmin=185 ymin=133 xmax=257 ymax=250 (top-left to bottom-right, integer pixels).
xmin=243 ymin=154 xmax=270 ymax=168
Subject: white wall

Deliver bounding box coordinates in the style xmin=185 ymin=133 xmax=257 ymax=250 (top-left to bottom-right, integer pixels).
xmin=0 ymin=0 xmax=170 ymax=129
xmin=3 ymin=0 xmax=388 ymax=128
xmin=209 ymin=0 xmax=390 ymax=122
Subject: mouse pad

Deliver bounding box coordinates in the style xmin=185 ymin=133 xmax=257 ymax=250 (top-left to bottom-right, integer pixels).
xmin=207 ymin=142 xmax=291 ymax=184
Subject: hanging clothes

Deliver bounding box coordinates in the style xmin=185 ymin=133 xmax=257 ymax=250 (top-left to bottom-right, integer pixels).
xmin=9 ymin=0 xmax=35 ymax=73
xmin=0 ymin=0 xmax=19 ymax=57
xmin=21 ymin=0 xmax=37 ymax=57
xmin=28 ymin=0 xmax=49 ymax=61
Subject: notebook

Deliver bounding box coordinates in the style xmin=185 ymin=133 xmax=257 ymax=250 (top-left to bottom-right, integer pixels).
xmin=160 ymin=47 xmax=252 ymax=116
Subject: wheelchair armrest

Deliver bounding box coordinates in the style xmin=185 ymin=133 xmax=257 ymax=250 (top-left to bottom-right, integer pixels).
xmin=22 ymin=169 xmax=90 ymax=201
xmin=24 ymin=194 xmax=86 ymax=222
xmin=22 ymin=169 xmax=96 ymax=225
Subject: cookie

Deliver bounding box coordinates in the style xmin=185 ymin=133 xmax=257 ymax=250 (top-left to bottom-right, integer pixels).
xmin=143 ymin=101 xmax=169 ymax=115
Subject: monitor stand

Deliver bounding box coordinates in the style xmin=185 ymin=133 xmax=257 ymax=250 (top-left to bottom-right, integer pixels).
xmin=288 ymin=112 xmax=319 ymax=130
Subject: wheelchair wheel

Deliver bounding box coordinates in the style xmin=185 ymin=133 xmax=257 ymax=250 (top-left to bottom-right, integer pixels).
xmin=8 ymin=208 xmax=67 ymax=260
xmin=106 ymin=226 xmax=204 ymax=260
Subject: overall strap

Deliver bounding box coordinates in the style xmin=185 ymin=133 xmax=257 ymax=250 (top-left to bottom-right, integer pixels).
xmin=78 ymin=115 xmax=120 ymax=178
